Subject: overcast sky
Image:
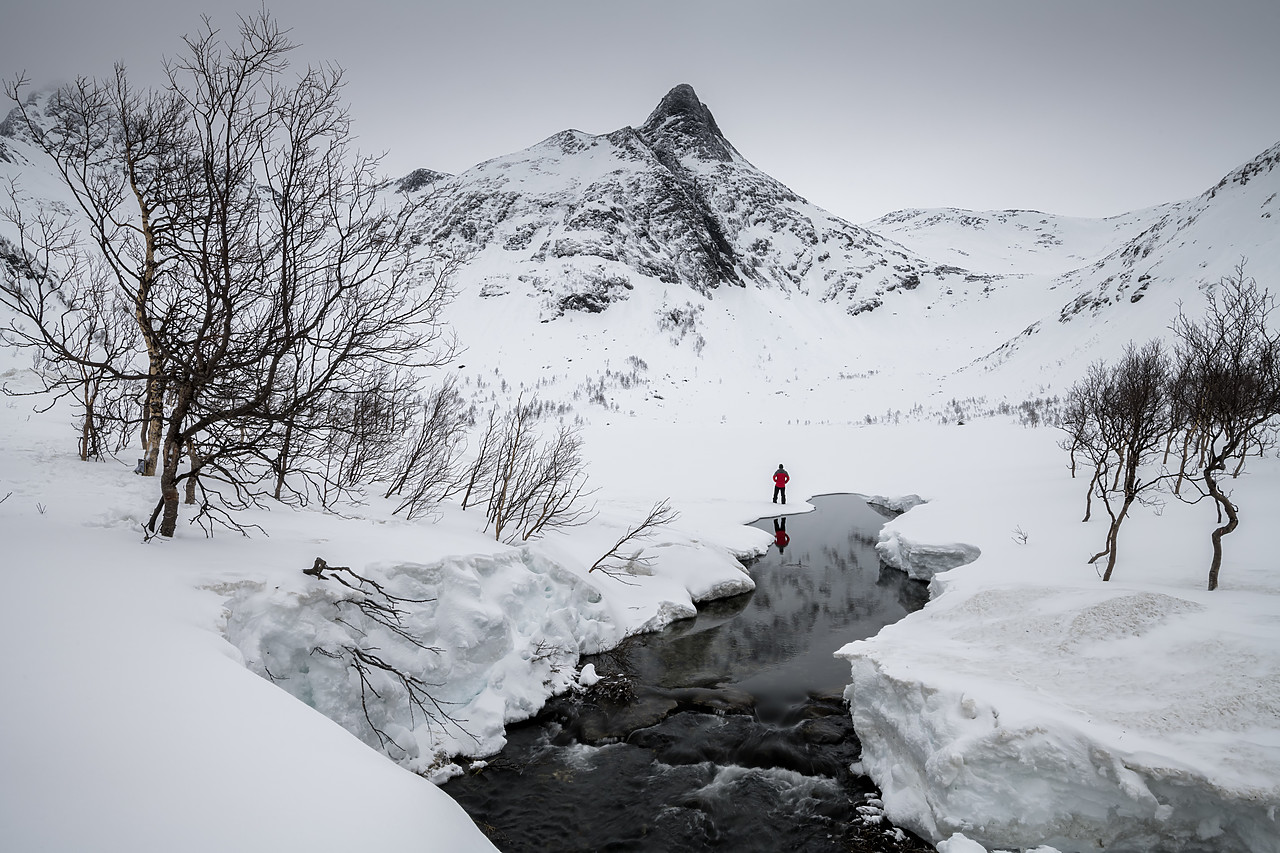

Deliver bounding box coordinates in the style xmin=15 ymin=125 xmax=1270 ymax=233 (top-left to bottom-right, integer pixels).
xmin=5 ymin=0 xmax=1280 ymax=223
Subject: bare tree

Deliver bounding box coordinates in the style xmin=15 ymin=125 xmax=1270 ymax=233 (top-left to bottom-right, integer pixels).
xmin=511 ymin=422 xmax=595 ymax=541
xmin=480 ymin=395 xmax=595 ymax=543
xmin=383 ymin=377 xmax=471 ymax=519
xmin=1087 ymin=341 xmax=1174 ymax=580
xmin=0 ymin=201 xmax=140 ymax=461
xmin=1063 ymin=341 xmax=1176 ymax=581
xmin=1060 ymin=360 xmax=1111 ymax=524
xmin=3 ymin=68 xmax=189 ymax=476
xmin=1171 ymin=261 xmax=1280 ymax=590
xmin=456 ymin=403 xmax=501 ymax=510
xmin=6 ymin=13 xmax=458 ymax=537
xmin=64 ymin=265 xmax=139 ymax=461
xmin=484 ymin=395 xmax=541 ymax=542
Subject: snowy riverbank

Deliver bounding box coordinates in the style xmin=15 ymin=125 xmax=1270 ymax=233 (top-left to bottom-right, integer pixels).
xmin=596 ymin=418 xmax=1280 ymax=852
xmin=2 ymin=379 xmax=1277 ymax=851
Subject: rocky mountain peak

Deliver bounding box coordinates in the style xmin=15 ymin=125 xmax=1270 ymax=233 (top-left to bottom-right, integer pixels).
xmin=638 ymin=83 xmax=738 ymax=163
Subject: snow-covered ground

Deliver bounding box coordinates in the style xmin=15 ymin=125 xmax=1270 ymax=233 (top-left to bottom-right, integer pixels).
xmin=3 ymin=356 xmax=1278 ymax=851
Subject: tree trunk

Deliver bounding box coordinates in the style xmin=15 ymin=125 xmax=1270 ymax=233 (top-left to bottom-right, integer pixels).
xmin=159 ymin=436 xmax=182 ymax=537
xmin=79 ymin=375 xmax=97 ymax=462
xmin=126 ymin=128 xmax=168 ymax=479
xmin=142 ymin=370 xmax=165 ymax=476
xmin=274 ymin=421 xmax=292 ymax=500
xmin=1232 ymin=438 xmax=1252 ymax=478
xmin=184 ymin=438 xmax=203 ymax=505
xmin=1203 ymin=468 xmax=1238 ymax=591
xmin=1100 ymin=498 xmax=1133 ymax=582
xmin=1082 ymin=465 xmax=1104 ymax=523
xmin=157 ymin=384 xmax=194 ymax=538
xmin=1174 ymin=430 xmax=1192 ymax=496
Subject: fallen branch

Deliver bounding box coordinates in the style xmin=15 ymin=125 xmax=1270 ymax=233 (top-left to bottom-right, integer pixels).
xmin=589 ymin=499 xmax=679 ymax=579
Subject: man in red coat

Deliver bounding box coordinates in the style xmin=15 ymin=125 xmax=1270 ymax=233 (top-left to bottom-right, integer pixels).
xmin=772 ymin=464 xmax=789 ymax=505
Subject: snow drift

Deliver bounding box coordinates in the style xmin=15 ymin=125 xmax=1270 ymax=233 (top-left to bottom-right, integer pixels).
xmin=839 ymin=555 xmax=1280 ymax=853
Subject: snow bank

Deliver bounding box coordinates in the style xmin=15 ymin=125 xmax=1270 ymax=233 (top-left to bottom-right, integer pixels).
xmin=220 ymin=535 xmax=757 ymax=779
xmin=841 ymin=586 xmax=1280 ymax=851
xmin=218 ymin=533 xmax=756 ymax=778
xmin=937 ymin=833 xmax=1063 ymax=853
xmin=876 ymin=527 xmax=981 ymax=581
xmin=863 ymin=492 xmax=927 ymax=516
xmin=836 ymin=424 xmax=1280 ymax=853
xmin=223 ymin=549 xmax=614 ymax=777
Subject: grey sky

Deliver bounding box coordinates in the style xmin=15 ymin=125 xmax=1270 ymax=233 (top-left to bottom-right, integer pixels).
xmin=5 ymin=0 xmax=1280 ymax=223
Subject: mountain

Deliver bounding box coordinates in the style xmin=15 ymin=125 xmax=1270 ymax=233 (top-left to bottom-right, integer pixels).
xmin=393 ymin=85 xmax=1276 ymax=420
xmin=872 ymin=141 xmax=1280 ymax=397
xmin=4 ymin=84 xmax=1279 ymax=423
xmin=404 ymin=84 xmax=948 ymax=321
xmin=867 ymin=207 xmax=1158 ymax=277
xmin=1051 ymin=140 xmax=1280 ymax=322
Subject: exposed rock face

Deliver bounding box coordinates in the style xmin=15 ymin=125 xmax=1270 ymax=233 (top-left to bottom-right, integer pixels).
xmin=403 ymin=84 xmax=938 ymax=319
xmin=638 ymin=82 xmax=740 ymax=164
xmin=396 ymin=167 xmax=450 ymax=193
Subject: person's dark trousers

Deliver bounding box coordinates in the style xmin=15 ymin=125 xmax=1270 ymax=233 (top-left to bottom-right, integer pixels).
xmin=773 ymin=486 xmax=786 ymax=504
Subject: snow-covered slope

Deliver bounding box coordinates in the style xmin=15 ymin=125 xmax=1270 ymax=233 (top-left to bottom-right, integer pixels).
xmin=1051 ymin=140 xmax=1280 ymax=326
xmin=866 ymin=206 xmax=1158 ymax=276
xmin=875 ymin=141 xmax=1280 ymax=399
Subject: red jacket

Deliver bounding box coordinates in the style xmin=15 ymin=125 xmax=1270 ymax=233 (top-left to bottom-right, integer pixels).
xmin=773 ymin=469 xmax=789 ymax=488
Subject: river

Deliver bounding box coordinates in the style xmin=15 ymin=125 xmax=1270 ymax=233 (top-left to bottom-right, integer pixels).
xmin=442 ymin=493 xmax=934 ymax=852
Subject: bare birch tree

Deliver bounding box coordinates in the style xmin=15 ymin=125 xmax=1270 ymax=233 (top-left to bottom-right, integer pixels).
xmin=3 ymin=68 xmax=188 ymax=476
xmin=1089 ymin=341 xmax=1174 ymax=580
xmin=1171 ymin=261 xmax=1280 ymax=590
xmin=479 ymin=395 xmax=594 ymax=543
xmin=4 ymin=12 xmax=457 ymax=537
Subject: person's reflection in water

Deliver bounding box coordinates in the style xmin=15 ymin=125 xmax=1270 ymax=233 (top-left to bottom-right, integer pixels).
xmin=773 ymin=517 xmax=789 ymax=555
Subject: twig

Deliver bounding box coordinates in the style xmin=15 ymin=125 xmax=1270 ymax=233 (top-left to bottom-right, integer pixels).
xmin=589 ymin=498 xmax=679 ymax=577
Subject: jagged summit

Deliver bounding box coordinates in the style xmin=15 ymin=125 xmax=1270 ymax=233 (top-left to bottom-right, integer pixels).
xmin=638 ymin=83 xmax=739 ymax=163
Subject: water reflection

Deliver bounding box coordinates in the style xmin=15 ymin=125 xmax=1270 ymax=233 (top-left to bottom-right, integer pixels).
xmin=625 ymin=493 xmax=923 ymax=702
xmin=773 ymin=517 xmax=790 ymax=554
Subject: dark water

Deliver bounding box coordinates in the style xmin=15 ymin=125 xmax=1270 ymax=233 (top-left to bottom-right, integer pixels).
xmin=443 ymin=494 xmax=932 ymax=852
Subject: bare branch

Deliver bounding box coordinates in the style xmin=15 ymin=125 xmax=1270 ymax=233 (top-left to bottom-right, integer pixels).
xmin=590 ymin=499 xmax=680 ymax=578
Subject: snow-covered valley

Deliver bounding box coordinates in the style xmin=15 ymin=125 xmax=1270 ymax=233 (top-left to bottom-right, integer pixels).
xmin=3 ymin=80 xmax=1279 ymax=852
